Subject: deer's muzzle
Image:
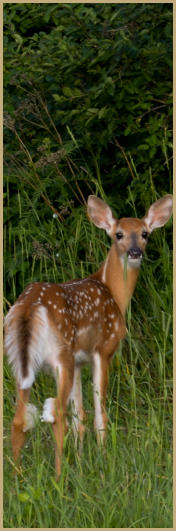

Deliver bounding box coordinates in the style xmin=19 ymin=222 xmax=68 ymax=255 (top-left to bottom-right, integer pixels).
xmin=127 ymin=247 xmax=143 ymax=259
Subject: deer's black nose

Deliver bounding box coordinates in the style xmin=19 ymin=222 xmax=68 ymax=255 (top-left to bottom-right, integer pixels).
xmin=128 ymin=247 xmax=143 ymax=259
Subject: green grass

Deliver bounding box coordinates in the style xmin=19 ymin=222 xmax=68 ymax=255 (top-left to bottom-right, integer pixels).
xmin=3 ymin=350 xmax=172 ymax=527
xmin=3 ymin=180 xmax=173 ymax=528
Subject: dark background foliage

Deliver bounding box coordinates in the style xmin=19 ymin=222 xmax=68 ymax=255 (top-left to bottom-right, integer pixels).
xmin=4 ymin=2 xmax=172 ymax=302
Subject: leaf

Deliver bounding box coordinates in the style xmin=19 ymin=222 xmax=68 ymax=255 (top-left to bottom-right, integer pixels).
xmin=98 ymin=107 xmax=107 ymax=119
xmin=13 ymin=33 xmax=23 ymax=49
xmin=52 ymin=94 xmax=65 ymax=103
xmin=18 ymin=492 xmax=30 ymax=502
xmin=62 ymin=87 xmax=73 ymax=97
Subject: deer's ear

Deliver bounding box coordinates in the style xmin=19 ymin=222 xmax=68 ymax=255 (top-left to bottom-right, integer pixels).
xmin=143 ymin=195 xmax=173 ymax=232
xmin=87 ymin=195 xmax=116 ymax=236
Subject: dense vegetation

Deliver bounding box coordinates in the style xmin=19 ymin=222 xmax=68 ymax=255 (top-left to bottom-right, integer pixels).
xmin=3 ymin=3 xmax=173 ymax=528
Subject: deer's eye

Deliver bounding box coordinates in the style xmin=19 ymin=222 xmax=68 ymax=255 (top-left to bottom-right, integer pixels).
xmin=142 ymin=231 xmax=148 ymax=240
xmin=116 ymin=232 xmax=124 ymax=240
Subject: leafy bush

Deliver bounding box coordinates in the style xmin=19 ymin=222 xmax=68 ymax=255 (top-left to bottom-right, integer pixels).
xmin=3 ymin=3 xmax=172 ymax=304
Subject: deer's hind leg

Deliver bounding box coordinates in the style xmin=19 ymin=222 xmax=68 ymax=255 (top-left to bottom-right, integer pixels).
xmin=54 ymin=361 xmax=75 ymax=477
xmin=11 ymin=387 xmax=30 ymax=462
xmin=42 ymin=358 xmax=74 ymax=478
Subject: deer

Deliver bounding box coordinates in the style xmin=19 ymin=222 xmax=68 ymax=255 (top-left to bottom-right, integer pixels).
xmin=4 ymin=194 xmax=172 ymax=478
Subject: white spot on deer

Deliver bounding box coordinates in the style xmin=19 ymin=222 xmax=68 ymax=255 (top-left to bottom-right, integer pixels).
xmin=115 ymin=320 xmax=119 ymax=331
xmin=21 ymin=369 xmax=36 ymax=390
xmin=102 ymin=255 xmax=109 ymax=283
xmin=41 ymin=398 xmax=55 ymax=423
xmin=77 ymin=326 xmax=89 ymax=336
xmin=23 ymin=404 xmax=39 ymax=432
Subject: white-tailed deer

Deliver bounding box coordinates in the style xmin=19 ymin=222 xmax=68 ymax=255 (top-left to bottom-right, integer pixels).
xmin=4 ymin=194 xmax=172 ymax=477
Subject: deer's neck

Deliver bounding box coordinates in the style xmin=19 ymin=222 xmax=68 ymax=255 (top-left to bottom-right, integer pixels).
xmin=92 ymin=244 xmax=140 ymax=317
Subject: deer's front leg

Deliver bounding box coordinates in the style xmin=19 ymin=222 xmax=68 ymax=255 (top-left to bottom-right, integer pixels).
xmin=93 ymin=353 xmax=108 ymax=445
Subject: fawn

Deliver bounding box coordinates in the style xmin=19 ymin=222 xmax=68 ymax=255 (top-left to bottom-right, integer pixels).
xmin=4 ymin=194 xmax=172 ymax=477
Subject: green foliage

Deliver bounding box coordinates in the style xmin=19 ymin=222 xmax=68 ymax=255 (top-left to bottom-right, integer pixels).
xmin=3 ymin=2 xmax=173 ymax=303
xmin=3 ymin=4 xmax=172 ymax=528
